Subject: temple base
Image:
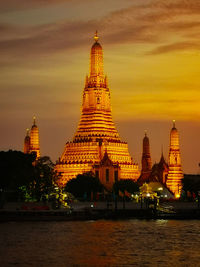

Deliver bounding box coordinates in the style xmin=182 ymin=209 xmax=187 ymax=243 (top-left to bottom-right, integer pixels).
xmin=55 ymin=140 xmax=140 ymax=189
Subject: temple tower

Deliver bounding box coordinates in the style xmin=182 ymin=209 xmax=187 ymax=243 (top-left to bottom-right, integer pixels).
xmin=24 ymin=128 xmax=30 ymax=154
xmin=55 ymin=32 xmax=139 ymax=187
xmin=74 ymin=31 xmax=119 ymax=140
xmin=138 ymin=132 xmax=152 ymax=184
xmin=158 ymin=151 xmax=169 ymax=184
xmin=142 ymin=132 xmax=152 ymax=174
xmin=166 ymin=120 xmax=183 ymax=197
xmin=24 ymin=116 xmax=40 ymax=159
xmin=29 ymin=116 xmax=40 ymax=159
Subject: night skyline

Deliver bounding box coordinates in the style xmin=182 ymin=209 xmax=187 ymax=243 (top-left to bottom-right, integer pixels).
xmin=1 ymin=0 xmax=200 ymax=173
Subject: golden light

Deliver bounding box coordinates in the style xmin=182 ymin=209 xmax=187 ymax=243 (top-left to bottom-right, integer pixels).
xmin=166 ymin=122 xmax=183 ymax=198
xmin=24 ymin=117 xmax=40 ymax=159
xmin=55 ymin=33 xmax=140 ymax=188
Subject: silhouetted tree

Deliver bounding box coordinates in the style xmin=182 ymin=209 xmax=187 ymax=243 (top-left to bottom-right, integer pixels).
xmin=65 ymin=172 xmax=103 ymax=200
xmin=29 ymin=156 xmax=58 ymax=201
xmin=113 ymin=179 xmax=139 ymax=195
xmin=0 ymin=150 xmax=36 ymax=205
xmin=182 ymin=174 xmax=200 ymax=199
xmin=0 ymin=151 xmax=58 ymax=203
xmin=0 ymin=150 xmax=35 ymax=191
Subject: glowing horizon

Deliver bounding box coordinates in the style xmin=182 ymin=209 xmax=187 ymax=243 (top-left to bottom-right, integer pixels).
xmin=1 ymin=0 xmax=200 ymax=174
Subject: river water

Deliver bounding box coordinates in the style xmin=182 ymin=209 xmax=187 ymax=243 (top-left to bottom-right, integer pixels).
xmin=1 ymin=220 xmax=200 ymax=266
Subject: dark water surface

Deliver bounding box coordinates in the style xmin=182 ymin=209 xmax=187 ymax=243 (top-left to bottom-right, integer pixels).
xmin=1 ymin=220 xmax=200 ymax=266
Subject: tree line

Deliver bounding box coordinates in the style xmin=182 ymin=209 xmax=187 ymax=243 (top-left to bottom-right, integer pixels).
xmin=0 ymin=150 xmax=57 ymax=204
xmin=3 ymin=150 xmax=198 ymax=205
xmin=0 ymin=150 xmax=140 ymax=205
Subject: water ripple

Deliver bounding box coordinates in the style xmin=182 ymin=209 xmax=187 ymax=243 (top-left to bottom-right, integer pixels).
xmin=1 ymin=220 xmax=200 ymax=266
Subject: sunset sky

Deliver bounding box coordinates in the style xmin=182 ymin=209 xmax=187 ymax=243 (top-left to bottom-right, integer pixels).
xmin=1 ymin=0 xmax=200 ymax=173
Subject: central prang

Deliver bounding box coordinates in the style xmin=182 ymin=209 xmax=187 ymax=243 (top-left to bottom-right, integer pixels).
xmin=55 ymin=33 xmax=140 ymax=188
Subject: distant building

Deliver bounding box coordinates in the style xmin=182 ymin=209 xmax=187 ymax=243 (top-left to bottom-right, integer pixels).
xmin=138 ymin=133 xmax=169 ymax=186
xmin=166 ymin=120 xmax=183 ymax=197
xmin=24 ymin=116 xmax=40 ymax=159
xmin=55 ymin=32 xmax=140 ymax=188
xmin=150 ymin=152 xmax=169 ymax=185
xmin=138 ymin=121 xmax=184 ymax=199
xmin=93 ymin=150 xmax=120 ymax=191
xmin=138 ymin=132 xmax=152 ymax=185
xmin=24 ymin=128 xmax=30 ymax=154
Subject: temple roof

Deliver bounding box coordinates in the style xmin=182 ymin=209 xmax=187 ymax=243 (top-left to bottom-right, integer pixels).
xmin=171 ymin=120 xmax=177 ymax=131
xmin=100 ymin=151 xmax=113 ymax=166
xmin=31 ymin=116 xmax=38 ymax=130
xmin=91 ymin=41 xmax=102 ymax=50
xmin=90 ymin=31 xmax=104 ymax=77
xmin=143 ymin=132 xmax=150 ymax=147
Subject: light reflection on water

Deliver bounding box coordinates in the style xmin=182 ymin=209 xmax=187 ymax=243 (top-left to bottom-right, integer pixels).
xmin=1 ymin=220 xmax=200 ymax=266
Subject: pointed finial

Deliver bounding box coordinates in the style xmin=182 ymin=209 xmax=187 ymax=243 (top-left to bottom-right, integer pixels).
xmin=173 ymin=119 xmax=176 ymax=128
xmin=161 ymin=145 xmax=163 ymax=156
xmin=26 ymin=128 xmax=29 ymax=136
xmin=94 ymin=30 xmax=99 ymax=42
xmin=33 ymin=115 xmax=36 ymax=126
xmin=144 ymin=130 xmax=147 ymax=137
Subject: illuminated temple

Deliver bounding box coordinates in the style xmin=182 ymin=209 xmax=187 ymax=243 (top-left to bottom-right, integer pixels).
xmin=166 ymin=121 xmax=183 ymax=197
xmin=55 ymin=33 xmax=140 ymax=188
xmin=24 ymin=116 xmax=40 ymax=159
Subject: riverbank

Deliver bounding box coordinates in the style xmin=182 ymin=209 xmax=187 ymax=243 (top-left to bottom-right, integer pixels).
xmin=1 ymin=201 xmax=200 ymax=221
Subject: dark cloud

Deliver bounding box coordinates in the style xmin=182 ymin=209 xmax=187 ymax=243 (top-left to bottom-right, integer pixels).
xmin=0 ymin=0 xmax=200 ymax=62
xmin=102 ymin=0 xmax=200 ymax=53
xmin=0 ymin=20 xmax=98 ymax=58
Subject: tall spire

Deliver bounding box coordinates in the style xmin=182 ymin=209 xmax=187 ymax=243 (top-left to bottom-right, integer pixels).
xmin=170 ymin=120 xmax=179 ymax=150
xmin=76 ymin=31 xmax=116 ymax=139
xmin=56 ymin=33 xmax=140 ymax=187
xmin=138 ymin=132 xmax=152 ymax=184
xmin=24 ymin=128 xmax=30 ymax=154
xmin=30 ymin=116 xmax=40 ymax=159
xmin=33 ymin=115 xmax=36 ymax=126
xmin=166 ymin=121 xmax=183 ymax=198
xmin=142 ymin=132 xmax=152 ymax=171
xmin=90 ymin=31 xmax=104 ymax=77
xmin=94 ymin=30 xmax=99 ymax=42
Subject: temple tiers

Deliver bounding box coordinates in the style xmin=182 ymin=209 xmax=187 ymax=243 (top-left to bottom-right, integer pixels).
xmin=55 ymin=33 xmax=139 ymax=188
xmin=75 ymin=32 xmax=119 ymax=141
xmin=166 ymin=120 xmax=183 ymax=197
